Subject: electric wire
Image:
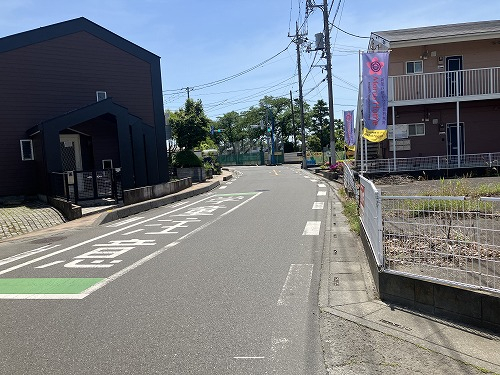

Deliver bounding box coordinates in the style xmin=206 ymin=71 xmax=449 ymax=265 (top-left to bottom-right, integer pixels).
xmin=162 ymin=41 xmax=293 ymax=94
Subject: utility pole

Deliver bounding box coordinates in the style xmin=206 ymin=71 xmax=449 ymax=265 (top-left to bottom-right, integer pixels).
xmin=186 ymin=87 xmax=191 ymax=99
xmin=308 ymin=0 xmax=336 ymax=164
xmin=289 ymin=90 xmax=297 ymax=149
xmin=289 ymin=22 xmax=308 ymax=169
xmin=322 ymin=0 xmax=335 ymax=164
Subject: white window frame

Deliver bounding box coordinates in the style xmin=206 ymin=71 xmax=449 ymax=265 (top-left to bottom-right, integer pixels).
xmin=406 ymin=60 xmax=423 ymax=74
xmin=96 ymin=91 xmax=107 ymax=101
xmin=20 ymin=139 xmax=34 ymax=161
xmin=408 ymin=123 xmax=425 ymax=136
xmin=102 ymin=159 xmax=113 ymax=169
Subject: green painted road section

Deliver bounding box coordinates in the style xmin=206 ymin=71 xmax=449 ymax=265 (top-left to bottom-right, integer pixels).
xmin=0 ymin=278 xmax=104 ymax=294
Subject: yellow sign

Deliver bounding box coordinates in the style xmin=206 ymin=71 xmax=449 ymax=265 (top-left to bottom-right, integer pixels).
xmin=362 ymin=128 xmax=387 ymax=143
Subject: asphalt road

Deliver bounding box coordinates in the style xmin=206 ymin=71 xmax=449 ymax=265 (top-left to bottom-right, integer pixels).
xmin=0 ymin=165 xmax=328 ymax=374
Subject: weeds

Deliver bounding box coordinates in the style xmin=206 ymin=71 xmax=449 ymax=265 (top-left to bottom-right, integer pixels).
xmin=338 ymin=189 xmax=361 ymax=234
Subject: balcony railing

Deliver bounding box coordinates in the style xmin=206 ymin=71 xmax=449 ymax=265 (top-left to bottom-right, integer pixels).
xmin=388 ymin=67 xmax=500 ymax=104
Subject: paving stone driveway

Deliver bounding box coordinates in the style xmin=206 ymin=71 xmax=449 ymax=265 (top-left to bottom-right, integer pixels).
xmin=0 ymin=200 xmax=65 ymax=241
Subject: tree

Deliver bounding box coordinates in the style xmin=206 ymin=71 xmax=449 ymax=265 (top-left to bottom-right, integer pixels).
xmin=309 ymin=99 xmax=330 ymax=150
xmin=307 ymin=134 xmax=322 ymax=152
xmin=334 ymin=118 xmax=345 ymax=154
xmin=214 ymin=111 xmax=244 ymax=154
xmin=169 ymin=99 xmax=209 ymax=150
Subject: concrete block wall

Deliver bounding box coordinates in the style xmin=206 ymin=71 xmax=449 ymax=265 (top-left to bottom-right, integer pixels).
xmin=360 ymin=226 xmax=500 ymax=334
xmin=123 ymin=178 xmax=192 ymax=206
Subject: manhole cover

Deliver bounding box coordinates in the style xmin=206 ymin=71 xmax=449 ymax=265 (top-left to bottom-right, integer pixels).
xmin=30 ymin=236 xmax=67 ymax=245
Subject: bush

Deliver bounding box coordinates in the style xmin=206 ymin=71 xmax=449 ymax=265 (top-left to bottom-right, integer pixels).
xmin=203 ymin=156 xmax=222 ymax=175
xmin=173 ymin=150 xmax=202 ymax=168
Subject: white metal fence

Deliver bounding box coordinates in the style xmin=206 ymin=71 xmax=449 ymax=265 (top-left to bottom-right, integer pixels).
xmin=356 ymin=177 xmax=500 ymax=293
xmin=342 ymin=161 xmax=500 ymax=293
xmin=361 ymin=152 xmax=500 ymax=174
xmin=343 ymin=162 xmax=359 ymax=201
xmin=382 ymin=196 xmax=500 ymax=293
xmin=359 ymin=176 xmax=384 ymax=266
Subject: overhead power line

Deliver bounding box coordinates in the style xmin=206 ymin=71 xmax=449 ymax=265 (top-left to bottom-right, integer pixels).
xmin=330 ymin=23 xmax=369 ymax=39
xmin=163 ymin=41 xmax=294 ymax=95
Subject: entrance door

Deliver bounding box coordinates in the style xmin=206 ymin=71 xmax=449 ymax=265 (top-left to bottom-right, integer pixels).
xmin=446 ymin=56 xmax=463 ymax=96
xmin=446 ymin=123 xmax=464 ymax=156
xmin=59 ymin=134 xmax=82 ymax=171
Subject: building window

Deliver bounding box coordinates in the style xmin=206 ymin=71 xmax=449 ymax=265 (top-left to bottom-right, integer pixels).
xmin=408 ymin=123 xmax=425 ymax=136
xmin=20 ymin=139 xmax=34 ymax=161
xmin=406 ymin=60 xmax=423 ymax=74
xmin=96 ymin=91 xmax=107 ymax=101
xmin=102 ymin=159 xmax=113 ymax=169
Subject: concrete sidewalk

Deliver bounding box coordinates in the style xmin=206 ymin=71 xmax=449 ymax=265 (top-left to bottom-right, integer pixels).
xmin=318 ymin=174 xmax=500 ymax=374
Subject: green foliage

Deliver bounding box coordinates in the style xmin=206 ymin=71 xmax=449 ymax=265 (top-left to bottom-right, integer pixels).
xmin=198 ymin=136 xmax=218 ymax=152
xmin=173 ymin=150 xmax=202 ymax=168
xmin=310 ymin=99 xmax=330 ymax=149
xmin=307 ymin=134 xmax=322 ymax=152
xmin=338 ymin=189 xmax=360 ymax=234
xmin=170 ymin=99 xmax=210 ymax=150
xmin=424 ymin=178 xmax=500 ymax=198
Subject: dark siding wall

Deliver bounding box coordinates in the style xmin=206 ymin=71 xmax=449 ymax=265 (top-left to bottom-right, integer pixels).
xmin=0 ymin=31 xmax=154 ymax=196
xmin=387 ymin=100 xmax=500 ymax=158
xmin=74 ymin=117 xmax=121 ymax=170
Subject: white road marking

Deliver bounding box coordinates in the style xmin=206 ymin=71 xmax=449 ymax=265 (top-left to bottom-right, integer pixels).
xmin=312 ymin=202 xmax=324 ymax=210
xmin=0 ymin=294 xmax=86 ymax=300
xmin=0 ymin=193 xmax=262 ymax=299
xmin=0 ymin=195 xmax=216 ymax=276
xmin=277 ymin=264 xmax=313 ymax=306
xmin=106 ymin=217 xmax=144 ymax=227
xmin=34 ymin=260 xmax=65 ymax=269
xmin=80 ymin=194 xmax=263 ymax=298
xmin=233 ymin=357 xmax=265 ymax=359
xmin=317 ymin=191 xmax=327 ymax=196
xmin=318 ymin=183 xmax=326 ymax=188
xmin=0 ymin=245 xmax=60 ymax=267
xmin=302 ymin=221 xmax=321 ymax=235
xmin=310 ymin=179 xmax=318 ymax=182
xmin=121 ymin=229 xmax=143 ymax=236
xmin=219 ymin=186 xmax=228 ymax=189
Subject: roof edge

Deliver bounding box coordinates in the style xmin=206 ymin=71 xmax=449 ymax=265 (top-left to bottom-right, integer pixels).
xmin=0 ymin=17 xmax=160 ymax=61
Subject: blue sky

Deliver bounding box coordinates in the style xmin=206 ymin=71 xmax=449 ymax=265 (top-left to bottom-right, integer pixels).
xmin=2 ymin=0 xmax=500 ymax=120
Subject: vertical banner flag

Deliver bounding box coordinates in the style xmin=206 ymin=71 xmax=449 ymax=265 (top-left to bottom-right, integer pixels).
xmin=362 ymin=52 xmax=389 ymax=142
xmin=343 ymin=110 xmax=355 ymax=146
